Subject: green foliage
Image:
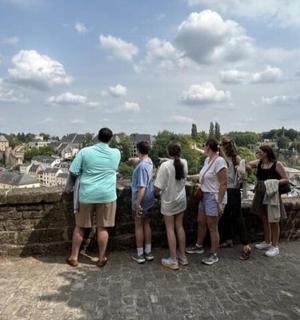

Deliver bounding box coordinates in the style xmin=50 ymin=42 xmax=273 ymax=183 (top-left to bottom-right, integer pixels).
xmin=291 ymin=140 xmax=300 ymax=153
xmin=111 ymin=135 xmax=132 ymax=162
xmin=209 ymin=122 xmax=214 ymax=138
xmin=277 ymin=136 xmax=291 ymax=150
xmin=150 ymin=131 xmax=204 ymax=174
xmin=24 ymin=146 xmax=55 ymax=161
xmin=82 ymin=133 xmax=94 ymax=147
xmin=226 ymin=131 xmax=260 ymax=147
xmin=262 ymin=127 xmax=299 ymax=141
xmin=178 ymin=135 xmax=204 ymax=174
xmin=237 ymin=147 xmax=256 ymax=184
xmin=191 ymin=124 xmax=197 ymax=139
xmin=237 ymin=146 xmax=256 ymax=161
xmin=215 ymin=122 xmax=221 ymax=141
xmin=149 ymin=131 xmax=179 ymax=166
xmin=118 ymin=162 xmax=134 ymax=179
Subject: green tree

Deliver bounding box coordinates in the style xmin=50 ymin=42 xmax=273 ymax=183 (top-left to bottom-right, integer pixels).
xmin=178 ymin=135 xmax=205 ymax=174
xmin=237 ymin=147 xmax=256 ymax=184
xmin=110 ymin=135 xmax=132 ymax=162
xmin=150 ymin=131 xmax=179 ymax=166
xmin=209 ymin=122 xmax=214 ymax=138
xmin=277 ymin=136 xmax=290 ymax=150
xmin=291 ymin=140 xmax=300 ymax=153
xmin=226 ymin=131 xmax=260 ymax=147
xmin=82 ymin=133 xmax=94 ymax=147
xmin=24 ymin=145 xmax=55 ymax=161
xmin=118 ymin=163 xmax=134 ymax=179
xmin=215 ymin=122 xmax=221 ymax=141
xmin=191 ymin=124 xmax=198 ymax=139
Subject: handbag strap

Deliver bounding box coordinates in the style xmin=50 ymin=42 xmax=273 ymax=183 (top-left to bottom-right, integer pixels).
xmin=200 ymin=156 xmax=219 ymax=184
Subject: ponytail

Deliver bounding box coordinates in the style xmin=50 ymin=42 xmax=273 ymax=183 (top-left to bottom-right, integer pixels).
xmin=168 ymin=141 xmax=185 ymax=181
xmin=174 ymin=157 xmax=185 ymax=181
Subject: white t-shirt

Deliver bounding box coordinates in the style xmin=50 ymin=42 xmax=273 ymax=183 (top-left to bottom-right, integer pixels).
xmin=200 ymin=156 xmax=227 ymax=193
xmin=154 ymin=159 xmax=188 ymax=216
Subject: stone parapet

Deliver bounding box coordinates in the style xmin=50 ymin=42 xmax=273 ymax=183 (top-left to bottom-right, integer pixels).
xmin=0 ymin=186 xmax=299 ymax=256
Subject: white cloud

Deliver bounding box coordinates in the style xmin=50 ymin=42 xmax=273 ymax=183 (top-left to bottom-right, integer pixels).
xmin=8 ymin=50 xmax=72 ymax=90
xmin=74 ymin=22 xmax=88 ymax=34
xmin=181 ymin=82 xmax=231 ymax=105
xmin=220 ymin=66 xmax=283 ymax=84
xmin=0 ymin=79 xmax=28 ymax=103
xmin=3 ymin=0 xmax=45 ymax=8
xmin=2 ymin=36 xmax=19 ymax=45
xmin=99 ymin=35 xmax=138 ymax=61
xmin=170 ymin=115 xmax=194 ymax=124
xmin=108 ymin=84 xmax=127 ymax=97
xmin=71 ymin=119 xmax=87 ymax=124
xmin=220 ymin=70 xmax=249 ymax=84
xmin=175 ymin=10 xmax=254 ymax=64
xmin=252 ymin=66 xmax=283 ymax=83
xmin=261 ymin=95 xmax=300 ymax=106
xmin=39 ymin=117 xmax=55 ymax=124
xmin=135 ymin=38 xmax=191 ymax=73
xmin=47 ymin=92 xmax=98 ymax=106
xmin=121 ymin=101 xmax=140 ymax=112
xmin=186 ymin=0 xmax=300 ymax=28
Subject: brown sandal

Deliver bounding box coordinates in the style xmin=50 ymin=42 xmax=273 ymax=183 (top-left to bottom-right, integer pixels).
xmin=96 ymin=257 xmax=108 ymax=268
xmin=66 ymin=258 xmax=79 ymax=267
xmin=240 ymin=247 xmax=251 ymax=261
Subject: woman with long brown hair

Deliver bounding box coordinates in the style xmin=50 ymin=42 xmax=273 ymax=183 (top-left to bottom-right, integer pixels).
xmin=154 ymin=141 xmax=188 ymax=270
xmin=219 ymin=138 xmax=251 ymax=260
xmin=249 ymin=145 xmax=289 ymax=257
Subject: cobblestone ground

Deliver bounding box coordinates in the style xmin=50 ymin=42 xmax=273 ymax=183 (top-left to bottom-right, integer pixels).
xmin=1 ymin=241 xmax=300 ymax=320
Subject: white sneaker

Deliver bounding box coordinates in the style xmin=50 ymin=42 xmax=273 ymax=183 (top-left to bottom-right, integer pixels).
xmin=255 ymin=241 xmax=272 ymax=250
xmin=265 ymin=246 xmax=279 ymax=257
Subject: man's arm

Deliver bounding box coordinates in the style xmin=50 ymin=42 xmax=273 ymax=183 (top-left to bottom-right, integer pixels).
xmin=135 ymin=187 xmax=146 ymax=211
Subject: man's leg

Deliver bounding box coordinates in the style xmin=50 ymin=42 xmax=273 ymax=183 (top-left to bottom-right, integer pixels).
xmin=96 ymin=201 xmax=116 ymax=263
xmin=97 ymin=227 xmax=109 ymax=262
xmin=143 ymin=219 xmax=152 ymax=254
xmin=135 ymin=217 xmax=144 ymax=253
xmin=69 ymin=226 xmax=85 ymax=261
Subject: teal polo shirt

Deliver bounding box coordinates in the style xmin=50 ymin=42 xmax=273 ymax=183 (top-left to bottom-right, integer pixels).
xmin=69 ymin=143 xmax=121 ymax=204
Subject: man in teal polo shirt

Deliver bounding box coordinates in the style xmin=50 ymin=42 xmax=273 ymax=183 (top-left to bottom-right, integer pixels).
xmin=67 ymin=128 xmax=121 ymax=267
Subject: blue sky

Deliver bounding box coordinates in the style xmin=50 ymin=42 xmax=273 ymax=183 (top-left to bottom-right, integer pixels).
xmin=0 ymin=0 xmax=300 ymax=136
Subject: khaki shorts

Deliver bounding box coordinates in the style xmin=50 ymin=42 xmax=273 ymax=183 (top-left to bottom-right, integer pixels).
xmin=75 ymin=201 xmax=117 ymax=228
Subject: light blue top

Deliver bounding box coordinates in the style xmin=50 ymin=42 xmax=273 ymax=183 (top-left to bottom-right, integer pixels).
xmin=69 ymin=143 xmax=121 ymax=203
xmin=131 ymin=158 xmax=155 ymax=211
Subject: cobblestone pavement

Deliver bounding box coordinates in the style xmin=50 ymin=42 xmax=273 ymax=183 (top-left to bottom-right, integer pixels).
xmin=1 ymin=241 xmax=300 ymax=320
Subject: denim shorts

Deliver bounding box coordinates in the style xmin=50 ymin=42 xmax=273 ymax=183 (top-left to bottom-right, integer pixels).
xmin=198 ymin=192 xmax=219 ymax=217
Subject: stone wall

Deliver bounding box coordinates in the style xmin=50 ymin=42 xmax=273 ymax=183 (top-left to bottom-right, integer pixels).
xmin=0 ymin=186 xmax=299 ymax=256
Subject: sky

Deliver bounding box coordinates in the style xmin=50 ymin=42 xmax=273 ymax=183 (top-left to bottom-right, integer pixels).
xmin=0 ymin=0 xmax=300 ymax=136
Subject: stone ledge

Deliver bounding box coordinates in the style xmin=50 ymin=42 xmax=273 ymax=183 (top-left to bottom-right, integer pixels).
xmin=0 ymin=185 xmax=300 ymax=256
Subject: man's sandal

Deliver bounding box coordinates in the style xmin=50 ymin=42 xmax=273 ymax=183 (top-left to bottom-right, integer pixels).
xmin=66 ymin=258 xmax=79 ymax=267
xmin=96 ymin=257 xmax=108 ymax=268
